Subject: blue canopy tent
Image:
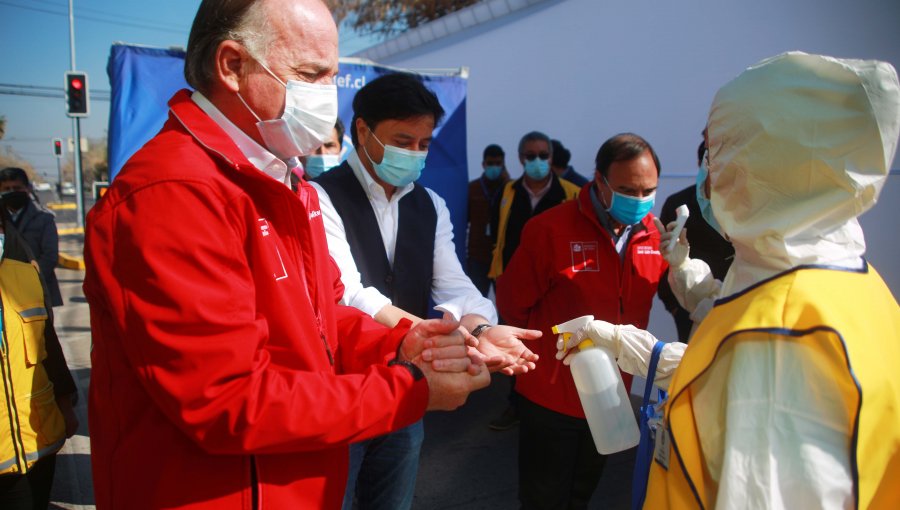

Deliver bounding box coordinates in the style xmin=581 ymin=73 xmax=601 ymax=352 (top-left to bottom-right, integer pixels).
xmin=107 ymin=43 xmax=469 ymax=262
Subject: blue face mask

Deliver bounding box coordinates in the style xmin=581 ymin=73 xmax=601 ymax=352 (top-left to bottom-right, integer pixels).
xmin=602 ymin=176 xmax=655 ymax=225
xmin=695 ymin=158 xmax=726 ymax=238
xmin=362 ymin=128 xmax=427 ymax=187
xmin=484 ymin=165 xmax=502 ymax=180
xmin=523 ymin=158 xmax=550 ymax=180
xmin=304 ymin=154 xmax=341 ymax=179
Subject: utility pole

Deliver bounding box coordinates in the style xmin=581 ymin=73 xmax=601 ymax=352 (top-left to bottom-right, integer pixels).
xmin=68 ymin=0 xmax=85 ymax=228
xmin=53 ymin=138 xmax=64 ymax=200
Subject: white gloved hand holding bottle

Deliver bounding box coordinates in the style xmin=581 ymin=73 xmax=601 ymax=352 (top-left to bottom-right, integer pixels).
xmin=556 ymin=319 xmax=687 ymax=391
xmin=553 ymin=316 xmax=639 ymax=454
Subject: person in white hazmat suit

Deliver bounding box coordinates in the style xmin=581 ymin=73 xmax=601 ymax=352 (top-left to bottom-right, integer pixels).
xmin=557 ymin=52 xmax=900 ymax=509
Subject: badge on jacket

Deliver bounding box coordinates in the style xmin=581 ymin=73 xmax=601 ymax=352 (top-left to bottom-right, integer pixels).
xmin=570 ymin=241 xmax=600 ymax=272
xmin=654 ymin=422 xmax=670 ymax=470
xmin=258 ymin=218 xmax=288 ymax=281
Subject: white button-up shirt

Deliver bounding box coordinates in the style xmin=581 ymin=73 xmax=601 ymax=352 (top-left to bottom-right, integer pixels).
xmin=524 ymin=174 xmax=553 ymax=209
xmin=311 ymin=150 xmax=497 ymax=322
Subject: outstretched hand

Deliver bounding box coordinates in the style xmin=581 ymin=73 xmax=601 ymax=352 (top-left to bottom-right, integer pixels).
xmin=472 ymin=325 xmax=541 ymax=375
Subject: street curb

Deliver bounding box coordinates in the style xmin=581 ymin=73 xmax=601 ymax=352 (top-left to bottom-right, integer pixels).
xmin=59 ymin=253 xmax=85 ymax=270
xmin=48 ymin=202 xmax=77 ymax=210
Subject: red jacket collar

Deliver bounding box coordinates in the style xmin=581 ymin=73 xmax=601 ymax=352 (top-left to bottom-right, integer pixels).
xmin=167 ymin=89 xmax=256 ymax=173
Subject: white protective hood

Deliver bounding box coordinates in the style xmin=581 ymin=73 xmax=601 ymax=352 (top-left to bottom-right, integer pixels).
xmin=706 ymin=52 xmax=900 ymax=294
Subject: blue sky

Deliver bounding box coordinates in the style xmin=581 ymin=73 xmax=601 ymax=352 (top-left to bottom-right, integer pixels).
xmin=0 ymin=0 xmax=379 ymax=183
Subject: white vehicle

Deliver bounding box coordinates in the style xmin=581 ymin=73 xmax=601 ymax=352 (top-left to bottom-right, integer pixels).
xmin=61 ymin=182 xmax=76 ymax=196
xmin=33 ymin=182 xmax=52 ymax=191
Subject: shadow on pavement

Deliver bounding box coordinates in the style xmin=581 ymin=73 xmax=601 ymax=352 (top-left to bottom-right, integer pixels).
xmin=413 ymin=373 xmax=636 ymax=509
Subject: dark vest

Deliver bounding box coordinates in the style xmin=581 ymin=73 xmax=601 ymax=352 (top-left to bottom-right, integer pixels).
xmin=502 ymin=175 xmax=571 ymax=267
xmin=315 ymin=162 xmax=436 ymax=318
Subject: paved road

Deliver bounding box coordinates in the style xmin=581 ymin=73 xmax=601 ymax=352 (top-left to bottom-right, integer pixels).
xmin=45 ymin=226 xmax=638 ymax=509
xmin=48 ymin=229 xmax=94 ymax=509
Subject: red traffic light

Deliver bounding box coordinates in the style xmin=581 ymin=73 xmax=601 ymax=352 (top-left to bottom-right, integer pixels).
xmin=64 ymin=71 xmax=89 ymax=117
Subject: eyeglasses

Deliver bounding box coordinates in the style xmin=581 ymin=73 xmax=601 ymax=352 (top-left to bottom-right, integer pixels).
xmin=522 ymin=152 xmax=550 ymax=161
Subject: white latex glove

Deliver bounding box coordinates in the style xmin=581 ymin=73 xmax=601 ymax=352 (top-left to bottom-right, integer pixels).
xmin=555 ymin=319 xmax=616 ymax=359
xmin=557 ymin=319 xmax=687 ymax=390
xmin=653 ymin=218 xmax=689 ymax=269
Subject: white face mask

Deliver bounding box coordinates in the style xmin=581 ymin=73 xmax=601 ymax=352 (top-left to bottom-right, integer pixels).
xmin=237 ymin=59 xmax=338 ymax=159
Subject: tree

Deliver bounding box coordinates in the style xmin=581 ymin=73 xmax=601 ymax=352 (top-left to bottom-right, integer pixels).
xmin=328 ymin=0 xmax=480 ymax=37
xmin=0 ymin=146 xmax=38 ymax=183
xmin=0 ymin=115 xmax=6 ymax=141
xmin=84 ymin=137 xmax=109 ymax=184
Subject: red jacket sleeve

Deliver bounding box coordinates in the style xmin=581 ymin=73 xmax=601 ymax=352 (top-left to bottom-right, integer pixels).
xmin=85 ymin=179 xmax=427 ymax=455
xmin=329 ymin=255 xmax=346 ymax=305
xmin=495 ymin=218 xmax=552 ymax=328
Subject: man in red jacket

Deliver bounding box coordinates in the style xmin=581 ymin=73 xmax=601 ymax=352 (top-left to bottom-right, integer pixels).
xmin=497 ymin=133 xmax=667 ymax=509
xmin=83 ymin=1 xmax=488 ymax=509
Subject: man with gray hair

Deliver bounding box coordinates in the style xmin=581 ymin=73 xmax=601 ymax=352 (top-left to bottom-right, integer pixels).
xmin=83 ymin=1 xmax=488 ymax=508
xmin=489 ymin=131 xmax=582 ymax=280
xmin=486 ymin=130 xmax=581 ymax=430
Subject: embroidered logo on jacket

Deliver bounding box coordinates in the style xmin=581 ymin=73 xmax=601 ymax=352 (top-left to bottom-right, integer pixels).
xmin=308 ymin=210 xmax=322 ymax=220
xmin=636 ymin=246 xmax=661 ymax=256
xmin=258 ymin=218 xmax=288 ymax=281
xmin=570 ymin=242 xmax=600 ymax=272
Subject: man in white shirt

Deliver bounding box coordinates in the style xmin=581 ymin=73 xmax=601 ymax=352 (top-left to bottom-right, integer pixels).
xmin=312 ymin=72 xmax=540 ymax=510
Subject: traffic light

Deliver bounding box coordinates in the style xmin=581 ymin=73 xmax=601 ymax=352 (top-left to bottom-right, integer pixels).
xmin=65 ymin=71 xmax=89 ymax=117
xmin=52 ymin=138 xmax=63 ymax=157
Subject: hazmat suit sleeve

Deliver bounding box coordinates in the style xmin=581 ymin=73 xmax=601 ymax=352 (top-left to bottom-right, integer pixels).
xmin=692 ymin=334 xmax=854 ymax=509
xmin=558 ymin=320 xmax=685 ymax=390
xmin=653 ymin=217 xmax=722 ymax=324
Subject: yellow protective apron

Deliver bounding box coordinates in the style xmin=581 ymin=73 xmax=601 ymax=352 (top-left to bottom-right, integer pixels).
xmin=644 ymin=264 xmax=900 ymax=509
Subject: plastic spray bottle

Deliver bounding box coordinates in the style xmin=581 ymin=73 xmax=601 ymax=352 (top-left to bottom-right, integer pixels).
xmin=553 ymin=315 xmax=639 ymax=454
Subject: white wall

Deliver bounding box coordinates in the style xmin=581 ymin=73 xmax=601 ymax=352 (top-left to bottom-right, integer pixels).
xmin=372 ymin=0 xmax=900 ymax=333
xmin=375 ymin=0 xmax=900 ymax=178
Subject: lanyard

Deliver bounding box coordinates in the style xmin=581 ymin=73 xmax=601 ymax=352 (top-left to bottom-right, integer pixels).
xmin=480 ymin=175 xmax=500 ymax=201
xmin=294 ymin=182 xmax=333 ymax=365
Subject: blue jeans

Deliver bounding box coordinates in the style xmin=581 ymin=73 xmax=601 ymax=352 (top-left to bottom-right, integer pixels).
xmin=342 ymin=419 xmax=424 ymax=510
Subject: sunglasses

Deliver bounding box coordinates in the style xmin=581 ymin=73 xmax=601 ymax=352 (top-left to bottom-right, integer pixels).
xmin=522 ymin=152 xmax=550 ymax=161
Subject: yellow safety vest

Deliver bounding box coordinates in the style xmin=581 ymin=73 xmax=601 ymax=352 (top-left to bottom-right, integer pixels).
xmin=644 ymin=264 xmax=900 ymax=509
xmin=0 ymin=258 xmax=66 ymax=475
xmin=488 ymin=177 xmax=580 ymax=279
